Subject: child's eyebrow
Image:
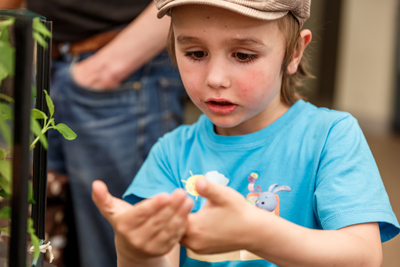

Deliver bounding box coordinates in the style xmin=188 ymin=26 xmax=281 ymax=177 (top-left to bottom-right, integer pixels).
xmin=176 ymin=35 xmax=266 ymax=47
xmin=176 ymin=36 xmax=203 ymax=45
xmin=223 ymin=38 xmax=266 ymax=47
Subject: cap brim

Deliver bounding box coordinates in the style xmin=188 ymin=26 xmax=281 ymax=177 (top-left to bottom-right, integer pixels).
xmin=157 ymin=0 xmax=288 ymax=21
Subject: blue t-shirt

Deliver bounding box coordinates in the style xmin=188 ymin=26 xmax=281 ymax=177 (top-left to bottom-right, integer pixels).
xmin=123 ymin=100 xmax=400 ymax=266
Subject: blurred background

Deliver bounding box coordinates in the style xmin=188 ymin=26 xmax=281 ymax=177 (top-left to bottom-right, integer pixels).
xmin=185 ymin=0 xmax=400 ymax=266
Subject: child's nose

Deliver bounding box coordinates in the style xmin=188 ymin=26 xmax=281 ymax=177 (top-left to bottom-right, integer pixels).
xmin=205 ymin=58 xmax=231 ymax=89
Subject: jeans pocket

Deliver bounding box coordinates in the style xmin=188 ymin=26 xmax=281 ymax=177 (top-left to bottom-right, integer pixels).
xmin=157 ymin=76 xmax=187 ymax=133
xmin=63 ymin=63 xmax=140 ymax=108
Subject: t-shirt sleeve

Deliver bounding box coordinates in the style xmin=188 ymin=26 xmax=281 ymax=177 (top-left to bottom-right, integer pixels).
xmin=313 ymin=115 xmax=400 ymax=242
xmin=122 ymin=138 xmax=181 ymax=205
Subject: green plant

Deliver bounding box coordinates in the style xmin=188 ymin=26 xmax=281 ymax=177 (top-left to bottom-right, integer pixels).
xmin=0 ymin=16 xmax=77 ymax=262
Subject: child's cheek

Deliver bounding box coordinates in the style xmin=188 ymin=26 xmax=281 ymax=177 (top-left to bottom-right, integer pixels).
xmin=236 ymin=71 xmax=264 ymax=97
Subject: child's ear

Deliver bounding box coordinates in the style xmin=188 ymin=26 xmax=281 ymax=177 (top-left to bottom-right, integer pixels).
xmin=286 ymin=29 xmax=312 ymax=75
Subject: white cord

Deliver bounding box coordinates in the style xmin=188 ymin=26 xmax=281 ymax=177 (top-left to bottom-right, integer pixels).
xmin=30 ymin=241 xmax=54 ymax=263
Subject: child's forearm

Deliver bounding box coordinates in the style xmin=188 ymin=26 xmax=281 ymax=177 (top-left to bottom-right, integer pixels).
xmin=118 ymin=255 xmax=173 ymax=267
xmin=245 ymin=210 xmax=382 ymax=266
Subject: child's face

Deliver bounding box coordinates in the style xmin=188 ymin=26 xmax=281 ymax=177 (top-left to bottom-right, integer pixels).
xmin=173 ymin=5 xmax=290 ymax=136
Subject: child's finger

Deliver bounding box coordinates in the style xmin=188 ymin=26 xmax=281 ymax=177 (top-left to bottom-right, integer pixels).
xmin=138 ymin=189 xmax=188 ymax=238
xmin=92 ymin=180 xmax=118 ymax=219
xmin=177 ymin=196 xmax=194 ymax=216
xmin=195 ymin=178 xmax=230 ymax=206
xmin=119 ymin=192 xmax=172 ymax=228
xmin=147 ymin=197 xmax=193 ymax=251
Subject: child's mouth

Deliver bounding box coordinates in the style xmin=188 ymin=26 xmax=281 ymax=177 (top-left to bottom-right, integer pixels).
xmin=206 ymin=100 xmax=237 ymax=114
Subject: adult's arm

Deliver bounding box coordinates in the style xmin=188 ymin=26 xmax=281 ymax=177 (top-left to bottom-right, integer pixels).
xmin=0 ymin=0 xmax=23 ymax=8
xmin=72 ymin=2 xmax=171 ymax=90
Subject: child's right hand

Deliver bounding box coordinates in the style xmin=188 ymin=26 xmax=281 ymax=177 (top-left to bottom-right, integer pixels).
xmin=92 ymin=180 xmax=193 ymax=265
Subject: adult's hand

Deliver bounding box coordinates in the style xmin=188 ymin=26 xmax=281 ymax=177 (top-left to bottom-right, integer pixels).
xmin=71 ymin=59 xmax=122 ymax=90
xmin=70 ymin=2 xmax=170 ymax=91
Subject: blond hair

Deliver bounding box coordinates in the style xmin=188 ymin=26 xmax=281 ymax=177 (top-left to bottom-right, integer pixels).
xmin=167 ymin=13 xmax=312 ymax=106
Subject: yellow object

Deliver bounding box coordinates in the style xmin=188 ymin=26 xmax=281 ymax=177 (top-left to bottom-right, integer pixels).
xmin=182 ymin=171 xmax=205 ymax=200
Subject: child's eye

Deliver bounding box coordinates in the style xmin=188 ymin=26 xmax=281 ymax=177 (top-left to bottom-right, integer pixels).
xmin=233 ymin=52 xmax=258 ymax=63
xmin=185 ymin=51 xmax=208 ymax=61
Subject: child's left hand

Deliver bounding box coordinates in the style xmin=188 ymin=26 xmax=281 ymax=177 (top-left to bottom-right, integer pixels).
xmin=181 ymin=178 xmax=264 ymax=254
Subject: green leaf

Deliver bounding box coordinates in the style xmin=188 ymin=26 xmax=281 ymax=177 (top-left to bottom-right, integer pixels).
xmin=27 ymin=218 xmax=40 ymax=260
xmin=0 ymin=40 xmax=15 ymax=76
xmin=55 ymin=123 xmax=77 ymax=140
xmin=0 ymin=102 xmax=13 ymax=120
xmin=31 ymin=108 xmax=48 ymax=120
xmin=0 ymin=188 xmax=11 ymax=199
xmin=0 ymin=18 xmax=15 ymax=30
xmin=28 ymin=182 xmax=35 ymax=204
xmin=43 ymin=90 xmax=54 ymax=117
xmin=0 ymin=206 xmax=11 ymax=219
xmin=0 ymin=93 xmax=14 ymax=103
xmin=30 ymin=117 xmax=48 ymax=150
xmin=0 ymin=148 xmax=7 ymax=159
xmin=32 ymin=18 xmax=52 ymax=38
xmin=0 ymin=27 xmax=9 ymax=43
xmin=0 ymin=115 xmax=12 ymax=147
xmin=0 ymin=176 xmax=11 ymax=196
xmin=0 ymin=64 xmax=8 ymax=86
xmin=0 ymin=227 xmax=10 ymax=236
xmin=0 ymin=159 xmax=12 ymax=183
xmin=32 ymin=32 xmax=47 ymax=49
xmin=31 ymin=85 xmax=37 ymax=100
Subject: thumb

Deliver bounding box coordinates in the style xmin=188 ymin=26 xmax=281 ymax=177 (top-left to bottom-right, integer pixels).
xmin=195 ymin=178 xmax=228 ymax=206
xmin=92 ymin=180 xmax=129 ymax=221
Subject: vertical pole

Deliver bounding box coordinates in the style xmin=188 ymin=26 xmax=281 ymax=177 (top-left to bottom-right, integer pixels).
xmin=31 ymin=20 xmax=52 ymax=267
xmin=394 ymin=5 xmax=400 ymax=133
xmin=317 ymin=0 xmax=342 ymax=108
xmin=32 ymin=20 xmax=52 ymax=240
xmin=9 ymin=16 xmax=34 ymax=267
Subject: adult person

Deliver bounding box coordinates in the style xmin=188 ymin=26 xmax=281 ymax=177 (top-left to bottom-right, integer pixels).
xmin=0 ymin=1 xmax=187 ymax=267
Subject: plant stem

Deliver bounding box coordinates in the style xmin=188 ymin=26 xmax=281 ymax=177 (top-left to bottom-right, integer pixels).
xmin=29 ymin=124 xmax=50 ymax=151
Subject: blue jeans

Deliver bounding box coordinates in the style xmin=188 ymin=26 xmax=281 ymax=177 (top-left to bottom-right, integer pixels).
xmin=48 ymin=51 xmax=186 ymax=267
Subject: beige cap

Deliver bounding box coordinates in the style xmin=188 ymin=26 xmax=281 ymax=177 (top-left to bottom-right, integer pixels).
xmin=155 ymin=0 xmax=311 ymax=26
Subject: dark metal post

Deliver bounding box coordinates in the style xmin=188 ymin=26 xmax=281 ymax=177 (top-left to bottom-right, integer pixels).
xmin=32 ymin=20 xmax=52 ymax=240
xmin=31 ymin=20 xmax=52 ymax=267
xmin=9 ymin=16 xmax=34 ymax=267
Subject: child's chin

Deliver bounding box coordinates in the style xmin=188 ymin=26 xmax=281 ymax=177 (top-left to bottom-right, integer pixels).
xmin=210 ymin=118 xmax=242 ymax=131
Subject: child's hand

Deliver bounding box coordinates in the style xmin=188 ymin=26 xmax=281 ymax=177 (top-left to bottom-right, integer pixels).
xmin=181 ymin=178 xmax=261 ymax=254
xmin=92 ymin=180 xmax=193 ymax=264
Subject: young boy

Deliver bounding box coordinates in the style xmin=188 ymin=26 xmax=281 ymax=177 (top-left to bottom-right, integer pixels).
xmin=92 ymin=0 xmax=400 ymax=266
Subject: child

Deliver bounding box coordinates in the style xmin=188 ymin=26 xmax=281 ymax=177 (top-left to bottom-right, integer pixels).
xmin=92 ymin=0 xmax=400 ymax=266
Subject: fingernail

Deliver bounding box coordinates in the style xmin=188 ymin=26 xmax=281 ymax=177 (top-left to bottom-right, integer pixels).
xmin=196 ymin=178 xmax=207 ymax=191
xmin=157 ymin=194 xmax=169 ymax=205
xmin=184 ymin=198 xmax=194 ymax=211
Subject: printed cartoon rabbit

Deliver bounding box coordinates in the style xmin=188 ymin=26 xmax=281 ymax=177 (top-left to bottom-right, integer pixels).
xmin=255 ymin=183 xmax=291 ymax=212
